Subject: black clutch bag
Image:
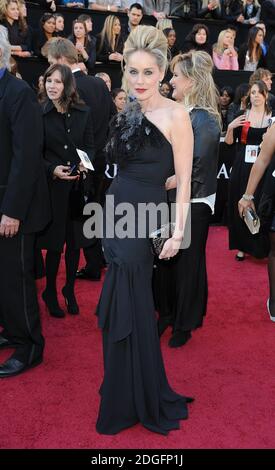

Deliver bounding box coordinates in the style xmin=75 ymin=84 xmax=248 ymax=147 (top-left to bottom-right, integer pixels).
xmin=149 ymin=223 xmax=175 ymax=257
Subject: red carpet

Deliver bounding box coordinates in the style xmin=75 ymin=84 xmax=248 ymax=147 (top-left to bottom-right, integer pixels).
xmin=1 ymin=226 xmax=275 ymax=449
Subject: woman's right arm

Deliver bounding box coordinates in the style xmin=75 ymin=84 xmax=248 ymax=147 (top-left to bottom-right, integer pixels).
xmin=238 ymin=125 xmax=275 ymax=216
xmin=224 ymin=114 xmax=246 ymax=145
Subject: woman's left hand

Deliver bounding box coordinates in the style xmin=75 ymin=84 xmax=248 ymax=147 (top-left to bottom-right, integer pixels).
xmin=159 ymin=237 xmax=182 ymax=260
xmin=78 ymin=162 xmax=88 ymax=173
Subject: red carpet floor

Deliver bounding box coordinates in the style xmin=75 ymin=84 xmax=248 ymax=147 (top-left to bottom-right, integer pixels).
xmin=1 ymin=226 xmax=275 ymax=449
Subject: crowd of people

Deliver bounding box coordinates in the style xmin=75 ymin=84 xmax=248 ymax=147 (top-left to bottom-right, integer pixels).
xmin=1 ymin=0 xmax=275 ymax=72
xmin=1 ymin=0 xmax=275 ymax=437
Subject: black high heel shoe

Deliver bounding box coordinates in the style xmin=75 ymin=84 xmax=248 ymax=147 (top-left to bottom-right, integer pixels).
xmin=42 ymin=290 xmax=65 ymax=318
xmin=62 ymin=286 xmax=79 ymax=315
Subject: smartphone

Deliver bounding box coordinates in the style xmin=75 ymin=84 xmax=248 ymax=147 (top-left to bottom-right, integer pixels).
xmin=69 ymin=163 xmax=78 ymax=176
xmin=268 ymin=117 xmax=275 ymax=128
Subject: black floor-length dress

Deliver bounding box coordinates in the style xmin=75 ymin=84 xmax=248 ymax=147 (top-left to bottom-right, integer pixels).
xmin=96 ymin=103 xmax=193 ymax=435
xmin=228 ymin=125 xmax=270 ymax=258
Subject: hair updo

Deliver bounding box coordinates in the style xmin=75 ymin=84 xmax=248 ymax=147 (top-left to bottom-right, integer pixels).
xmin=123 ymin=25 xmax=168 ymax=72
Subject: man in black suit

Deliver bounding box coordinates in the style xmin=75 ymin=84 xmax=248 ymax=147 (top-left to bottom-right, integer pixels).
xmin=45 ymin=37 xmax=114 ymax=280
xmin=0 ymin=36 xmax=51 ymax=377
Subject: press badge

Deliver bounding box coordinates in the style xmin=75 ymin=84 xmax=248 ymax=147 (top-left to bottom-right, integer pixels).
xmin=76 ymin=148 xmax=94 ymax=171
xmin=245 ymin=145 xmax=258 ymax=163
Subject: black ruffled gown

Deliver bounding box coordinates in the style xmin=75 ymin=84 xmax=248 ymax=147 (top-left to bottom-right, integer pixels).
xmin=96 ymin=103 xmax=193 ymax=435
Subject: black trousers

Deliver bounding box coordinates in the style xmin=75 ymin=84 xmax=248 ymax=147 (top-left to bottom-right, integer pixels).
xmin=154 ymin=203 xmax=211 ymax=332
xmin=173 ymin=203 xmax=211 ymax=332
xmin=83 ymin=169 xmax=112 ymax=275
xmin=0 ymin=232 xmax=44 ymax=361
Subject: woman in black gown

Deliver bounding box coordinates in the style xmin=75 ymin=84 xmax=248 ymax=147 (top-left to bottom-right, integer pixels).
xmin=238 ymin=124 xmax=275 ymax=320
xmin=225 ymin=80 xmax=272 ymax=260
xmin=96 ymin=25 xmax=194 ymax=435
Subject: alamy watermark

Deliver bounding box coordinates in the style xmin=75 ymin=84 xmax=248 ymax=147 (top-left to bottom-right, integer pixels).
xmin=83 ymin=196 xmax=191 ymax=249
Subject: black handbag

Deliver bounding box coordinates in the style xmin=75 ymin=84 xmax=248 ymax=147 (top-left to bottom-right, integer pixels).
xmin=149 ymin=223 xmax=176 ymax=257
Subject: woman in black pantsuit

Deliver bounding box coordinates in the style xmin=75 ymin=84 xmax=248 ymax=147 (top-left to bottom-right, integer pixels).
xmin=38 ymin=64 xmax=94 ymax=317
xmin=155 ymin=51 xmax=221 ymax=347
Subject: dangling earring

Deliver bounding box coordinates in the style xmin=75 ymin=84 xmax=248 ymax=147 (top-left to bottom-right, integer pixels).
xmin=159 ymin=81 xmax=162 ymax=87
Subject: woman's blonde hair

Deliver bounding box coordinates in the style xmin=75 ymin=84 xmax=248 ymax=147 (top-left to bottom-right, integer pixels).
xmin=98 ymin=14 xmax=121 ymax=54
xmin=171 ymin=50 xmax=221 ymax=126
xmin=0 ymin=0 xmax=17 ymax=21
xmin=243 ymin=0 xmax=260 ymax=7
xmin=0 ymin=0 xmax=26 ymax=32
xmin=122 ymin=25 xmax=168 ymax=92
xmin=213 ymin=29 xmax=233 ymax=56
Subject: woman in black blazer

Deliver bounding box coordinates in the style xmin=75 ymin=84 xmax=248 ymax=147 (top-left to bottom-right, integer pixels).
xmin=68 ymin=19 xmax=96 ymax=74
xmin=33 ymin=12 xmax=57 ymax=57
xmin=96 ymin=15 xmax=124 ymax=64
xmin=0 ymin=0 xmax=32 ymax=56
xmin=38 ymin=64 xmax=94 ymax=318
xmin=181 ymin=24 xmax=212 ymax=57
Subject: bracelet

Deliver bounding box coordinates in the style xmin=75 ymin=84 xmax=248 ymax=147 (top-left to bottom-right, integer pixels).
xmin=242 ymin=194 xmax=254 ymax=201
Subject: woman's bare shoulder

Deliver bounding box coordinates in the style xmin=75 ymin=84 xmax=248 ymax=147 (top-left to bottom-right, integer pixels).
xmin=171 ymin=102 xmax=189 ymax=120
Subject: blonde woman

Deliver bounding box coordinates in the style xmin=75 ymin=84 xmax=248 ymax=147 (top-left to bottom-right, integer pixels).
xmin=212 ymin=29 xmax=239 ymax=70
xmin=155 ymin=51 xmax=221 ymax=347
xmin=96 ymin=14 xmax=124 ymax=63
xmin=0 ymin=0 xmax=31 ymax=56
xmin=96 ymin=25 xmax=194 ymax=435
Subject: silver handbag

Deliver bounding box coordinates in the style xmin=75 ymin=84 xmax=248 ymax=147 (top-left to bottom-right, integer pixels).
xmin=243 ymin=208 xmax=260 ymax=235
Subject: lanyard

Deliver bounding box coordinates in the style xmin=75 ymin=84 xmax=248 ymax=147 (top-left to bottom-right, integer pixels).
xmin=241 ymin=111 xmax=265 ymax=145
xmin=241 ymin=120 xmax=250 ymax=145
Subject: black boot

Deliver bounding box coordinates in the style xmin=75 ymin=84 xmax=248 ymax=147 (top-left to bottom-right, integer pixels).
xmin=62 ymin=286 xmax=79 ymax=315
xmin=42 ymin=290 xmax=65 ymax=318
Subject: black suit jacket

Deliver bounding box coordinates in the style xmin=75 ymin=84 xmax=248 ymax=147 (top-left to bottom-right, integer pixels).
xmin=73 ymin=71 xmax=113 ymax=160
xmin=0 ymin=70 xmax=50 ymax=233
